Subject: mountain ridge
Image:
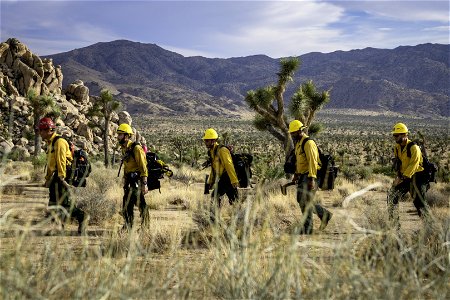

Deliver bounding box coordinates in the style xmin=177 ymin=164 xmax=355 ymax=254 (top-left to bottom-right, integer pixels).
xmin=45 ymin=40 xmax=449 ymax=117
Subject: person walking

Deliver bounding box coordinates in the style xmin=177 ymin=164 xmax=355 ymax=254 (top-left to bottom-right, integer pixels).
xmin=288 ymin=120 xmax=332 ymax=234
xmin=388 ymin=123 xmax=429 ymax=228
xmin=202 ymin=128 xmax=239 ymax=209
xmin=38 ymin=117 xmax=88 ymax=234
xmin=117 ymin=123 xmax=149 ymax=229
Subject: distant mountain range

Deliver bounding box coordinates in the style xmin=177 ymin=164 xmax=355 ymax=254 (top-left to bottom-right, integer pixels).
xmin=45 ymin=40 xmax=449 ymax=117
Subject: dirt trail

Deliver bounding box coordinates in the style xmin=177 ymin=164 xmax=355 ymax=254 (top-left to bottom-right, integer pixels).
xmin=0 ymin=178 xmax=424 ymax=252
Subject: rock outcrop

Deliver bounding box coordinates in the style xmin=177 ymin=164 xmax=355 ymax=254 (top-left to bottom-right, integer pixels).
xmin=0 ymin=38 xmax=145 ymax=160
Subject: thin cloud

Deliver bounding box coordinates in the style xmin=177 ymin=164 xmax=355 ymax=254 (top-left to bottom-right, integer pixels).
xmin=1 ymin=0 xmax=448 ymax=58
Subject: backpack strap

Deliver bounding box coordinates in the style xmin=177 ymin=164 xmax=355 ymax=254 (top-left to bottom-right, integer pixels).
xmin=50 ymin=136 xmax=63 ymax=153
xmin=117 ymin=142 xmax=139 ymax=177
xmin=300 ymin=137 xmax=311 ymax=153
xmin=406 ymin=141 xmax=416 ymax=158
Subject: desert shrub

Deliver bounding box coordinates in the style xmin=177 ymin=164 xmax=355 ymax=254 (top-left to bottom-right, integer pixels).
xmin=340 ymin=166 xmax=358 ymax=182
xmin=1 ymin=185 xmax=24 ymax=195
xmin=262 ymin=164 xmax=285 ymax=180
xmin=372 ymin=164 xmax=395 ymax=176
xmin=28 ymin=154 xmax=47 ymax=182
xmin=426 ymin=187 xmax=449 ymax=208
xmin=73 ymin=163 xmax=118 ymax=224
xmin=341 ymin=165 xmax=374 ymax=182
xmin=31 ymin=153 xmax=47 ymax=168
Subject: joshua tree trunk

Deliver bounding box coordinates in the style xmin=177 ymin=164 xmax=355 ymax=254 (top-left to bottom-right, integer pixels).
xmin=33 ymin=114 xmax=42 ymax=157
xmin=104 ymin=117 xmax=110 ymax=168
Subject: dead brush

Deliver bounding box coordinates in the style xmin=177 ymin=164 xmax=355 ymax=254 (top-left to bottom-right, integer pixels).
xmin=138 ymin=225 xmax=183 ymax=254
xmin=426 ymin=184 xmax=449 ymax=208
xmin=1 ymin=185 xmax=24 ymax=195
xmin=72 ymin=165 xmax=118 ymax=225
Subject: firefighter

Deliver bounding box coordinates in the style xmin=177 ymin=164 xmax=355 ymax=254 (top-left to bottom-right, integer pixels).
xmin=388 ymin=123 xmax=429 ymax=228
xmin=38 ymin=117 xmax=88 ymax=234
xmin=202 ymin=128 xmax=239 ymax=208
xmin=117 ymin=123 xmax=149 ymax=229
xmin=289 ymin=120 xmax=333 ymax=234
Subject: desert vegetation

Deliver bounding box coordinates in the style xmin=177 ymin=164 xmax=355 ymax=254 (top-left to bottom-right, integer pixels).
xmin=1 ymin=113 xmax=449 ymax=299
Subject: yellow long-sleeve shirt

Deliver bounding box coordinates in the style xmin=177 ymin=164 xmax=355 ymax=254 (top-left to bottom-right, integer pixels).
xmin=121 ymin=140 xmax=148 ymax=177
xmin=394 ymin=139 xmax=424 ymax=178
xmin=208 ymin=143 xmax=239 ymax=185
xmin=295 ymin=135 xmax=320 ymax=178
xmin=45 ymin=133 xmax=72 ymax=181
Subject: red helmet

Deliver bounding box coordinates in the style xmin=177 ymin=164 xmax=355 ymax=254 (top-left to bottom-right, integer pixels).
xmin=37 ymin=117 xmax=56 ymax=130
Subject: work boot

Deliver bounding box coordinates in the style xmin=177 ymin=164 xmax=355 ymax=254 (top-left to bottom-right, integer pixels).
xmin=319 ymin=212 xmax=333 ymax=231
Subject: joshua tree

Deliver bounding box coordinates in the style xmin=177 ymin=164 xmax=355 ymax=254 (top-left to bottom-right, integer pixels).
xmin=172 ymin=136 xmax=188 ymax=163
xmin=87 ymin=89 xmax=120 ymax=167
xmin=290 ymin=80 xmax=330 ymax=130
xmin=26 ymin=89 xmax=60 ymax=157
xmin=245 ymin=57 xmax=330 ymax=158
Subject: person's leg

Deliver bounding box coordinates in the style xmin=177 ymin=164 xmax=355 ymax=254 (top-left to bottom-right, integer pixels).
xmin=48 ymin=176 xmax=62 ymax=227
xmin=297 ymin=175 xmax=314 ymax=234
xmin=315 ymin=203 xmax=333 ymax=231
xmin=411 ymin=173 xmax=429 ymax=218
xmin=219 ymin=173 xmax=238 ymax=205
xmin=387 ymin=181 xmax=408 ymax=229
xmin=122 ymin=185 xmax=136 ymax=229
xmin=138 ymin=193 xmax=149 ymax=227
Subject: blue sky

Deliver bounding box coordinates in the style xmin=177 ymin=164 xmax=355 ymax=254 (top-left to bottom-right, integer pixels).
xmin=1 ymin=0 xmax=449 ymax=58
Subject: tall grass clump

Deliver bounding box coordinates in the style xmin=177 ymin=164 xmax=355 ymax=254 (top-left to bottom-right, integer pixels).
xmin=72 ymin=162 xmax=119 ymax=224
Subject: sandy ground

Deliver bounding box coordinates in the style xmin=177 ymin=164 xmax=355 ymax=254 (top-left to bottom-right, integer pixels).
xmin=0 ymin=176 xmax=425 ymax=256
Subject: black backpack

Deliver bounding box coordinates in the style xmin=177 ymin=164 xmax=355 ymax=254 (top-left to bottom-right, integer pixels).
xmin=284 ymin=138 xmax=338 ymax=190
xmin=52 ymin=136 xmax=92 ymax=187
xmin=404 ymin=141 xmax=438 ymax=184
xmin=146 ymin=151 xmax=173 ymax=191
xmin=213 ymin=145 xmax=253 ymax=188
xmin=118 ymin=142 xmax=173 ymax=191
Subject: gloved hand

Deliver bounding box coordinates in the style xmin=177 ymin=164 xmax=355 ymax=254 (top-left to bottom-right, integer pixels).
xmin=307 ymin=177 xmax=316 ymax=190
xmin=141 ymin=182 xmax=149 ymax=195
xmin=232 ymin=182 xmax=239 ymax=189
xmin=393 ymin=176 xmax=403 ymax=186
xmin=60 ymin=177 xmax=71 ymax=189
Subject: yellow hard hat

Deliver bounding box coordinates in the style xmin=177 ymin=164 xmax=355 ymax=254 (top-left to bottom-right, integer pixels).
xmin=117 ymin=123 xmax=133 ymax=135
xmin=202 ymin=128 xmax=218 ymax=140
xmin=391 ymin=123 xmax=408 ymax=134
xmin=288 ymin=120 xmax=305 ymax=133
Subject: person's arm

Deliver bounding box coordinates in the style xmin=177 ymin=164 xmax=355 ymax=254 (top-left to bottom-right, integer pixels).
xmin=134 ymin=145 xmax=148 ymax=177
xmin=304 ymin=140 xmax=319 ymax=178
xmin=403 ymin=144 xmax=421 ymax=178
xmin=54 ymin=139 xmax=68 ymax=180
xmin=134 ymin=145 xmax=148 ymax=194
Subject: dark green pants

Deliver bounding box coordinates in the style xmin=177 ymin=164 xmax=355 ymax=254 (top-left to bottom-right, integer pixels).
xmin=296 ymin=174 xmax=332 ymax=234
xmin=48 ymin=176 xmax=85 ymax=225
xmin=123 ymin=174 xmax=148 ymax=228
xmin=388 ymin=172 xmax=428 ymax=227
xmin=211 ymin=172 xmax=238 ymax=207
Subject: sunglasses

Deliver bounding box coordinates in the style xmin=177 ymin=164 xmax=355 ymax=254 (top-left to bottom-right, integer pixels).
xmin=393 ymin=134 xmax=402 ymax=137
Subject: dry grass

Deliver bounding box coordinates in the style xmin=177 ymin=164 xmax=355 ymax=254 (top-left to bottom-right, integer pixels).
xmin=1 ymin=159 xmax=449 ymax=299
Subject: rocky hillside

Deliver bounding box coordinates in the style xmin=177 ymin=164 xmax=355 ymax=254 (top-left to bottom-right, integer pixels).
xmin=0 ymin=38 xmax=145 ymax=160
xmin=47 ymin=40 xmax=449 ymax=117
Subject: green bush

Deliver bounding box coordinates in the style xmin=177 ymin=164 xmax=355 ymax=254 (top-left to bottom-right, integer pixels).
xmin=372 ymin=164 xmax=395 ymax=177
xmin=31 ymin=153 xmax=47 ymax=168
